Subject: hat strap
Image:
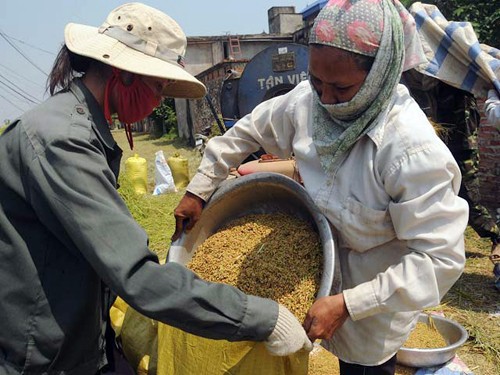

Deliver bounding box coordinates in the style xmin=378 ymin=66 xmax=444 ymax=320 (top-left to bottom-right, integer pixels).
xmin=98 ymin=24 xmax=185 ymax=68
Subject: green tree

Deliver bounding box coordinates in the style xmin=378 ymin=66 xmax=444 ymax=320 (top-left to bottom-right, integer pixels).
xmin=149 ymin=98 xmax=177 ymax=138
xmin=401 ymin=1 xmax=499 ymax=47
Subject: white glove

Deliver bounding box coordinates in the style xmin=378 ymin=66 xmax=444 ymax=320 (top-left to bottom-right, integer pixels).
xmin=264 ymin=304 xmax=313 ymax=356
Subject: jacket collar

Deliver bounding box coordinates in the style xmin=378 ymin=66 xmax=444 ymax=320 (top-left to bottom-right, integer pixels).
xmin=70 ymin=78 xmax=116 ymax=150
xmin=365 ymin=85 xmax=404 ymax=148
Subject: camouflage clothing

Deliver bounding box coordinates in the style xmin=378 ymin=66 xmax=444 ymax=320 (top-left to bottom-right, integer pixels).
xmin=402 ymin=70 xmax=500 ymax=243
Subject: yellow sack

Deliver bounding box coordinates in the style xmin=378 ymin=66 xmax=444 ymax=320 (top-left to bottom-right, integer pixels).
xmin=125 ymin=153 xmax=148 ymax=195
xmin=167 ymin=152 xmax=190 ymax=189
xmin=109 ymin=296 xmax=129 ymax=337
xmin=157 ymin=323 xmax=309 ymax=375
xmin=111 ymin=296 xmax=309 ymax=375
xmin=110 ymin=298 xmax=158 ymax=375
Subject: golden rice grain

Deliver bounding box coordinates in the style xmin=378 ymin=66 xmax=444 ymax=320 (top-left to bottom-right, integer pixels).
xmin=403 ymin=321 xmax=448 ymax=349
xmin=308 ymin=345 xmax=339 ymax=375
xmin=187 ymin=213 xmax=323 ymax=321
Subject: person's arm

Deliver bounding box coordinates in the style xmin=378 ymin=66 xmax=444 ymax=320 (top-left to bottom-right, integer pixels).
xmin=307 ymin=143 xmax=468 ymax=340
xmin=305 ymin=126 xmax=468 ymax=340
xmin=190 ymin=92 xmax=298 ymax=198
xmin=173 ymin=83 xmax=308 ymax=240
xmin=27 ymin=128 xmax=311 ymax=355
xmin=485 ymin=89 xmax=500 ymax=130
xmin=343 ymin=142 xmax=468 ymax=322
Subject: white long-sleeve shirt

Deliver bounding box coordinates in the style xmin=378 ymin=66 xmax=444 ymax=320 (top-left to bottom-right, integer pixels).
xmin=187 ymin=81 xmax=468 ymax=365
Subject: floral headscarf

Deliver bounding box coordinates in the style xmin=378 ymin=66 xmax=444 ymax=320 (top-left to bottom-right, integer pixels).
xmin=309 ymin=0 xmax=426 ymax=174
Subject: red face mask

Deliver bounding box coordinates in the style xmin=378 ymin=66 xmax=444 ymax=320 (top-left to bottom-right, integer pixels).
xmin=104 ymin=68 xmax=161 ymax=124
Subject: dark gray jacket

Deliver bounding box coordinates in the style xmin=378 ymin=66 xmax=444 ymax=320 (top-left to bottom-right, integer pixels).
xmin=0 ymin=79 xmax=276 ymax=374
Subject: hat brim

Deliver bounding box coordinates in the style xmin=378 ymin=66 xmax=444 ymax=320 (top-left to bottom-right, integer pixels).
xmin=65 ymin=23 xmax=206 ymax=99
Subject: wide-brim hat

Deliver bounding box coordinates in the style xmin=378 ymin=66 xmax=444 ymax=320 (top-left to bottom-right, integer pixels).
xmin=65 ymin=2 xmax=206 ymax=99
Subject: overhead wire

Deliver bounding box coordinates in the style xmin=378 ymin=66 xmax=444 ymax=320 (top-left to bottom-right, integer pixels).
xmin=0 ymin=73 xmax=41 ymax=103
xmin=0 ymin=29 xmax=50 ymax=118
xmin=0 ymin=62 xmax=44 ymax=88
xmin=0 ymin=32 xmax=55 ymax=56
xmin=0 ymin=79 xmax=39 ymax=104
xmin=0 ymin=92 xmax=25 ymax=112
xmin=0 ymin=30 xmax=48 ymax=76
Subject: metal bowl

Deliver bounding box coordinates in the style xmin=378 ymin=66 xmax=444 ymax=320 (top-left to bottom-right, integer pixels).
xmin=396 ymin=313 xmax=469 ymax=368
xmin=167 ymin=172 xmax=336 ymax=299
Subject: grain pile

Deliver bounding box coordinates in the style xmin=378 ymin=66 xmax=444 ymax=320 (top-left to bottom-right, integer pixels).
xmin=187 ymin=213 xmax=322 ymax=321
xmin=308 ymin=345 xmax=340 ymax=375
xmin=403 ymin=320 xmax=447 ymax=349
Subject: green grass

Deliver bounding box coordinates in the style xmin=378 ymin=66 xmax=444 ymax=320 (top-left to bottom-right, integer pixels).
xmin=115 ymin=130 xmax=201 ymax=261
xmin=433 ymin=227 xmax=500 ymax=375
xmin=114 ymin=130 xmax=499 ymax=374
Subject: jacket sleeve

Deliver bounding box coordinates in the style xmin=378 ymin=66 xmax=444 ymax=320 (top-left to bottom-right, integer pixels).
xmin=187 ymin=83 xmax=307 ymax=201
xmin=26 ymin=123 xmax=277 ymax=342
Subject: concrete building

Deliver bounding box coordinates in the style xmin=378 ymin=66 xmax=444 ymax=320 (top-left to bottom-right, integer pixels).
xmin=268 ymin=6 xmax=303 ymax=35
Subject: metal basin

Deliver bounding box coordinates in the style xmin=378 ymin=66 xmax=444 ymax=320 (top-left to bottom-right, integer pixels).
xmin=167 ymin=172 xmax=336 ymax=299
xmin=396 ymin=313 xmax=469 ymax=368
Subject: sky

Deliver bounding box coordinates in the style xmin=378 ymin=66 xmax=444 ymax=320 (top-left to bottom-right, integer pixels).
xmin=0 ymin=0 xmax=317 ymax=123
